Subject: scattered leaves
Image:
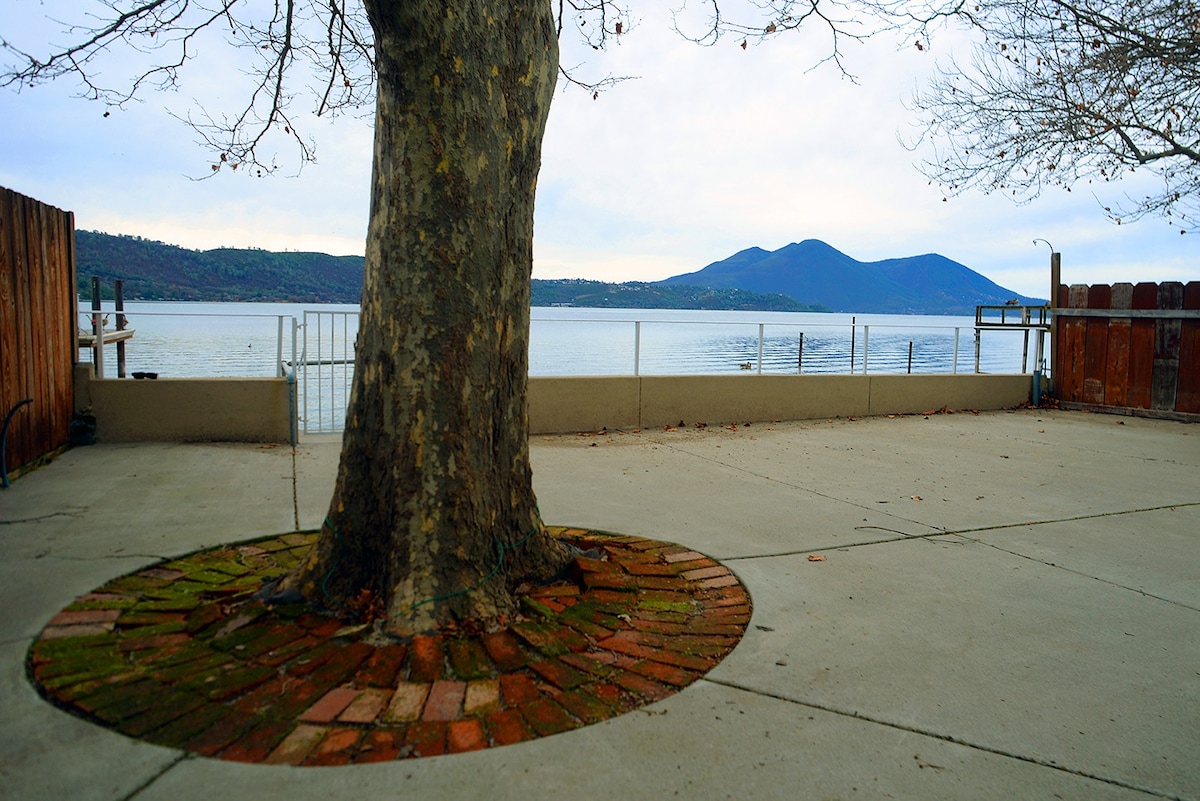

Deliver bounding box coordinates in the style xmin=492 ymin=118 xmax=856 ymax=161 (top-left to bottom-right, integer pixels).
xmin=807 ymin=554 xmax=826 ymax=562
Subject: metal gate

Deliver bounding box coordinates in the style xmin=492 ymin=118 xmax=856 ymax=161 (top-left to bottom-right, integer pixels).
xmin=298 ymin=310 xmax=358 ymax=434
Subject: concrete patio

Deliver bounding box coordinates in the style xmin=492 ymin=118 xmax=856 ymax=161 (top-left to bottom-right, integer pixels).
xmin=1 ymin=408 xmax=1197 ymax=800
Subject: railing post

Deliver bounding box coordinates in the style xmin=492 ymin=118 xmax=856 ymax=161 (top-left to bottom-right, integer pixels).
xmin=90 ymin=276 xmax=105 ymax=379
xmin=757 ymin=323 xmax=764 ymax=375
xmin=115 ymin=280 xmax=127 ymax=378
xmin=1022 ymin=329 xmax=1030 ymax=373
xmin=862 ymin=326 xmax=870 ymax=374
xmin=974 ymin=328 xmax=982 ymax=373
xmin=634 ymin=321 xmax=641 ymax=376
xmin=850 ymin=317 xmax=856 ymax=373
xmin=907 ymin=341 xmax=913 ymax=374
xmin=291 ymin=316 xmax=300 ymax=440
xmin=302 ymin=313 xmax=310 ymax=435
xmin=276 ymin=316 xmax=285 ymax=378
xmin=953 ymin=328 xmax=960 ymax=374
xmin=797 ymin=332 xmax=804 ymax=375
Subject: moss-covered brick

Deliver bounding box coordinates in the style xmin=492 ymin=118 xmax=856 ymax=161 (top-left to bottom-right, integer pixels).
xmin=527 ymin=658 xmax=590 ymax=690
xmin=131 ymin=596 xmax=203 ymax=613
xmin=580 ymin=571 xmax=638 ymax=592
xmin=199 ymin=559 xmax=254 ymax=578
xmin=283 ymin=641 xmax=340 ymax=678
xmin=511 ymin=620 xmax=587 ymax=656
xmin=33 ymin=648 xmax=129 ymax=681
xmin=637 ymin=599 xmax=695 ymax=614
xmin=203 ymin=663 xmax=276 ymax=701
xmin=484 ymin=708 xmax=536 ymax=746
xmin=184 ymin=602 xmax=224 ymax=634
xmin=404 ymin=721 xmax=447 ymax=758
xmin=556 ymin=688 xmax=617 ymax=724
xmin=407 ymin=635 xmax=444 ymax=682
xmin=519 ymin=595 xmax=559 ymax=621
xmin=300 ymin=641 xmax=373 ymax=691
xmin=520 ymin=697 xmax=579 ymax=737
xmin=29 ymin=527 xmax=747 ymax=765
xmin=152 ymin=651 xmax=236 ymax=683
xmin=186 ymin=710 xmax=264 ymax=757
xmin=29 ymin=634 xmax=117 ymax=663
xmin=84 ymin=679 xmax=163 ymax=720
xmin=218 ymin=623 xmax=306 ymax=659
xmin=480 ymin=630 xmax=528 ymax=671
xmin=354 ymin=643 xmax=407 ymax=687
xmin=302 ymin=726 xmax=363 ymax=766
xmin=256 ymin=634 xmax=320 ymax=667
xmin=558 ymin=604 xmax=618 ymax=638
xmin=117 ymin=619 xmax=188 ymax=639
xmin=209 ymin=606 xmax=270 ymax=643
xmin=117 ymin=633 xmax=191 ymax=655
xmin=148 ymin=703 xmax=235 ymax=751
xmin=498 ymin=672 xmax=541 ymax=706
xmin=36 ymin=662 xmax=138 ymax=691
xmin=446 ymin=638 xmax=495 ymax=680
xmin=559 ymin=652 xmax=620 ymax=680
xmin=122 ymin=690 xmax=209 ymax=737
xmin=65 ymin=595 xmax=139 ymax=612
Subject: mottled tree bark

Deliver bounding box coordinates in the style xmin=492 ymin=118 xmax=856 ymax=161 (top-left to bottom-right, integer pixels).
xmin=281 ymin=0 xmax=571 ymax=636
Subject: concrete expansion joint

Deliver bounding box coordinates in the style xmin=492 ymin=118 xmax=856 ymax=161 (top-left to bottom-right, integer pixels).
xmin=52 ymin=552 xmax=171 ymax=564
xmin=0 ymin=510 xmax=87 ymax=525
xmin=722 ymin=529 xmax=960 ymax=563
xmin=116 ymin=753 xmax=191 ymax=801
xmin=959 ymin=534 xmax=1200 ymax=613
xmin=290 ymin=445 xmax=301 ymax=532
xmin=703 ymin=677 xmax=1187 ymax=801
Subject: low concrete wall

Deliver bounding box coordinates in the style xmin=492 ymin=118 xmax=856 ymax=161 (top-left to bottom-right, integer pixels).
xmin=74 ymin=364 xmax=292 ymax=443
xmin=528 ymin=373 xmax=1033 ymax=433
xmin=73 ymin=364 xmax=1032 ymax=441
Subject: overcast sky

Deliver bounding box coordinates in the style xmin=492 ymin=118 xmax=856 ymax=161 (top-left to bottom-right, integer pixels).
xmin=1 ymin=3 xmax=1193 ymax=301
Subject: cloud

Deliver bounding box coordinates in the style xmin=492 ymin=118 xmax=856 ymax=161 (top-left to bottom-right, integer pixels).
xmin=1 ymin=4 xmax=1192 ymax=300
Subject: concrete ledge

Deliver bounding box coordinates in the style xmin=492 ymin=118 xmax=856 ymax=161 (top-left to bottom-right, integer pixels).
xmin=529 ymin=373 xmax=1033 ymax=433
xmin=75 ymin=364 xmax=292 ymax=443
xmin=865 ymin=373 xmax=1033 ymax=416
xmin=528 ymin=376 xmax=640 ymax=433
xmin=638 ymin=374 xmax=868 ymax=429
xmin=73 ymin=365 xmax=1032 ymax=440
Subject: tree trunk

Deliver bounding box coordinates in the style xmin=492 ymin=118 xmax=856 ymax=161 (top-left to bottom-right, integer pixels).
xmin=280 ymin=0 xmax=570 ymax=636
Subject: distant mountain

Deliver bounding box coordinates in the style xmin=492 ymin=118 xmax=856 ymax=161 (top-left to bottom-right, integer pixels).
xmin=73 ymin=231 xmax=825 ymax=311
xmin=76 ymin=231 xmax=1038 ymax=314
xmin=75 ymin=230 xmax=363 ymax=302
xmin=530 ymin=279 xmax=826 ymax=312
xmin=659 ymin=240 xmax=1044 ymax=315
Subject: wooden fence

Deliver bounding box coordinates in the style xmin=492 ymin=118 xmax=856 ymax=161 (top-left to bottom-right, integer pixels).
xmin=1054 ymin=281 xmax=1199 ymax=418
xmin=0 ymin=186 xmax=77 ymax=480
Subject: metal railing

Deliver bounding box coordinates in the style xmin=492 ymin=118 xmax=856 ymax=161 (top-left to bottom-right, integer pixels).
xmin=76 ymin=306 xmax=1049 ymax=435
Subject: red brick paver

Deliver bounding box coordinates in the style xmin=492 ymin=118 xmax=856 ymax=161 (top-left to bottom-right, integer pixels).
xmin=29 ymin=527 xmax=749 ymax=766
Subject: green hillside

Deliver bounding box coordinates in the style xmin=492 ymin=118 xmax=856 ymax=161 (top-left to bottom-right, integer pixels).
xmin=74 ymin=230 xmax=827 ymax=311
xmin=529 ymin=279 xmax=826 ymax=311
xmin=75 ymin=230 xmax=363 ymax=302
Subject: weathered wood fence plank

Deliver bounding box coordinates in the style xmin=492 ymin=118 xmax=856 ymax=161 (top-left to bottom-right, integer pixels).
xmin=1054 ymin=279 xmax=1198 ymax=419
xmin=1127 ymin=282 xmax=1159 ymax=410
xmin=1179 ymin=282 xmax=1200 ymax=414
xmin=0 ymin=186 xmax=76 ymax=479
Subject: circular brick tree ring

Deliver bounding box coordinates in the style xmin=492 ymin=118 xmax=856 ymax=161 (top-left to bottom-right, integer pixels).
xmin=28 ymin=527 xmax=750 ymax=765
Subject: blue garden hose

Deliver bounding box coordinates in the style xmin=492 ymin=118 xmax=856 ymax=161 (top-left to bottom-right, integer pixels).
xmin=1 ymin=399 xmax=33 ymax=488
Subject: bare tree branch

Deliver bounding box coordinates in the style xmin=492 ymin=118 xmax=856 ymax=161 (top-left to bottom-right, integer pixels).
xmin=902 ymin=0 xmax=1200 ymax=229
xmin=2 ymin=0 xmax=376 ymax=175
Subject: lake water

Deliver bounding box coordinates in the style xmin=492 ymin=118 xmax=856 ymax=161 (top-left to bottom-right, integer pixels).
xmin=78 ymin=301 xmax=1044 ymax=430
xmin=77 ymin=301 xmax=1043 ymax=378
